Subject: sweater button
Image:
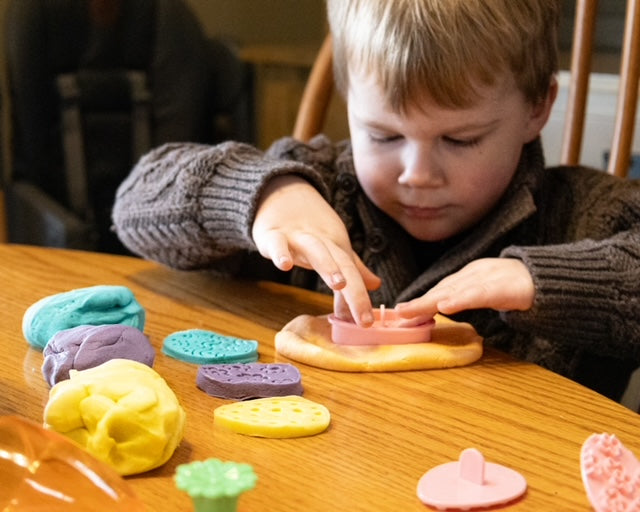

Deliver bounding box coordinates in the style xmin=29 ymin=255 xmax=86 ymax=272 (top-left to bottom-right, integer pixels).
xmin=335 ymin=172 xmax=358 ymax=194
xmin=368 ymin=228 xmax=387 ymax=253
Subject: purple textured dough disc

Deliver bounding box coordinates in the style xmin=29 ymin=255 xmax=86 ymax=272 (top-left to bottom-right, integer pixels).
xmin=42 ymin=324 xmax=155 ymax=386
xmin=196 ymin=363 xmax=303 ymax=400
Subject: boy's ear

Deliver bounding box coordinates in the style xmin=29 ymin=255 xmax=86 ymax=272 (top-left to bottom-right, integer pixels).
xmin=524 ymin=77 xmax=558 ymax=142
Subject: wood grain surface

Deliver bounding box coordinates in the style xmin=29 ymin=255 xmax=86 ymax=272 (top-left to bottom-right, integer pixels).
xmin=1 ymin=244 xmax=639 ymax=511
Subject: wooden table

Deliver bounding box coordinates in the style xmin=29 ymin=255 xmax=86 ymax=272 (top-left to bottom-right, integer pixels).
xmin=1 ymin=244 xmax=639 ymax=511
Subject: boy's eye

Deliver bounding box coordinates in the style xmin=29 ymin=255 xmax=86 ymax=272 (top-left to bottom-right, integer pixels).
xmin=443 ymin=136 xmax=481 ymax=148
xmin=368 ymin=133 xmax=402 ymax=144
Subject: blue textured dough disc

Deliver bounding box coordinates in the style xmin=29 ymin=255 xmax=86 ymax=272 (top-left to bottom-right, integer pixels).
xmin=162 ymin=329 xmax=259 ymax=364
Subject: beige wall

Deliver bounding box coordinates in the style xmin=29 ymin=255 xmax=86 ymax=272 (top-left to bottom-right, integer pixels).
xmin=0 ymin=0 xmax=327 ymax=88
xmin=0 ymin=0 xmax=327 ymax=172
xmin=184 ymin=0 xmax=326 ymax=47
xmin=0 ymin=1 xmax=326 ymax=47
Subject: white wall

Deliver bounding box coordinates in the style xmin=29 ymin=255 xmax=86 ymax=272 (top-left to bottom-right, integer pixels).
xmin=542 ymin=71 xmax=640 ymax=173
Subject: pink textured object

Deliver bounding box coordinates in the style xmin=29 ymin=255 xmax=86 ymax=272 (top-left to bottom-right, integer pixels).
xmin=416 ymin=448 xmax=527 ymax=510
xmin=581 ymin=433 xmax=640 ymax=511
xmin=328 ymin=306 xmax=434 ymax=345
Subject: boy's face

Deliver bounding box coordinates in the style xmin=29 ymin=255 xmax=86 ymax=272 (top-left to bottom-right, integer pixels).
xmin=347 ymin=70 xmax=552 ymax=241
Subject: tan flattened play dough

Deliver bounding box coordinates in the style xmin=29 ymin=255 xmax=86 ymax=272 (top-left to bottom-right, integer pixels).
xmin=275 ymin=314 xmax=482 ymax=371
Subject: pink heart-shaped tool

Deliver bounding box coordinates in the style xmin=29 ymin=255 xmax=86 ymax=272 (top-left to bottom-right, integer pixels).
xmin=581 ymin=433 xmax=640 ymax=511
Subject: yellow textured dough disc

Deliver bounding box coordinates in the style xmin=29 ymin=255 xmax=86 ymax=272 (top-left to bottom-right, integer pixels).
xmin=214 ymin=395 xmax=330 ymax=438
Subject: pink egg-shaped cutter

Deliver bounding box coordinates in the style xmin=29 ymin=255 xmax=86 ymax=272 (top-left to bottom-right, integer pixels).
xmin=328 ymin=305 xmax=435 ymax=345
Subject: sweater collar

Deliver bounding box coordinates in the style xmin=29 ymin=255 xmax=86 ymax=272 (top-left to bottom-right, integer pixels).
xmin=336 ymin=138 xmax=546 ymax=303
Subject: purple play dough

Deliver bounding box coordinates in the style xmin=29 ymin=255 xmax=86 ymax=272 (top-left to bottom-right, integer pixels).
xmin=196 ymin=362 xmax=303 ymax=400
xmin=42 ymin=324 xmax=155 ymax=386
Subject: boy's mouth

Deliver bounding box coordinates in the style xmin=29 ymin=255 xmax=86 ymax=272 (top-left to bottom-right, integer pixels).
xmin=401 ymin=204 xmax=448 ymax=219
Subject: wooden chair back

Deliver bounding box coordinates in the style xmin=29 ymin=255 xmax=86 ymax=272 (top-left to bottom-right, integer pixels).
xmin=294 ymin=1 xmax=640 ymax=178
xmin=0 ymin=190 xmax=6 ymax=243
xmin=563 ymin=0 xmax=640 ymax=177
xmin=292 ymin=34 xmax=334 ymax=142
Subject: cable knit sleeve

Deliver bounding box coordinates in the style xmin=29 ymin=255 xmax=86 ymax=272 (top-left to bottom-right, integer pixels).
xmin=500 ymin=172 xmax=640 ymax=359
xmin=112 ymin=139 xmax=332 ymax=270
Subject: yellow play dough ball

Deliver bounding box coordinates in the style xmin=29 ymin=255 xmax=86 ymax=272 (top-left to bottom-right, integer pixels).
xmin=44 ymin=359 xmax=186 ymax=475
xmin=214 ymin=395 xmax=330 ymax=438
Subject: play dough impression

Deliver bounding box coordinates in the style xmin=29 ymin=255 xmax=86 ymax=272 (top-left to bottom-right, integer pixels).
xmin=214 ymin=396 xmax=330 ymax=438
xmin=23 ymin=285 xmax=145 ymax=349
xmin=44 ymin=359 xmax=185 ymax=475
xmin=163 ymin=329 xmax=258 ymax=364
xmin=197 ymin=363 xmax=303 ymax=400
xmin=581 ymin=433 xmax=640 ymax=511
xmin=275 ymin=313 xmax=482 ymax=372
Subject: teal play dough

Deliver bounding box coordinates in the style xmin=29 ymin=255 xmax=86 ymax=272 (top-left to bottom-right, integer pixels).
xmin=163 ymin=329 xmax=258 ymax=364
xmin=23 ymin=285 xmax=146 ymax=349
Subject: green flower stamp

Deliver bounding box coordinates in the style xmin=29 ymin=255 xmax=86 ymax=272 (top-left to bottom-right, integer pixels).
xmin=175 ymin=459 xmax=257 ymax=512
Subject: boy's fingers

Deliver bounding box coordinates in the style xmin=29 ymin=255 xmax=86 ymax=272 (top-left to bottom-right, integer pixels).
xmin=333 ymin=292 xmax=353 ymax=322
xmin=256 ymin=231 xmax=376 ymax=325
xmin=256 ymin=230 xmax=346 ymax=288
xmin=325 ymin=246 xmax=375 ymax=326
xmin=289 ymin=233 xmax=352 ymax=290
xmin=353 ymin=252 xmax=382 ymax=291
xmin=255 ymin=230 xmax=294 ymax=271
xmin=338 ymin=288 xmax=374 ymax=326
xmin=395 ymin=297 xmax=440 ymax=319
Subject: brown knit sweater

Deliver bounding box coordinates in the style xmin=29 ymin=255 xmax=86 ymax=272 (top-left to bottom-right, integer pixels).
xmin=112 ymin=135 xmax=640 ymax=401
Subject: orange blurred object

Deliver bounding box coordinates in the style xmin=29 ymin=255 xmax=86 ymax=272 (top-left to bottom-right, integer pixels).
xmin=0 ymin=415 xmax=146 ymax=511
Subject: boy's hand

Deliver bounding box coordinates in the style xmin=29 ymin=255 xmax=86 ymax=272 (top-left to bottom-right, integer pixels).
xmin=252 ymin=175 xmax=381 ymax=326
xmin=395 ymin=258 xmax=535 ymax=318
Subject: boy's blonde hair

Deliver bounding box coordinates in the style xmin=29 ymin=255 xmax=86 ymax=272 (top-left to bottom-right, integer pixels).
xmin=326 ymin=0 xmax=559 ymax=111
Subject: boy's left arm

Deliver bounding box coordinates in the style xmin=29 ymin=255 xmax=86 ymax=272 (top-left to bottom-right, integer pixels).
xmin=395 ymin=257 xmax=535 ymax=317
xmin=398 ymin=168 xmax=640 ymax=357
xmin=397 ymin=229 xmax=640 ymax=357
xmin=498 ymin=230 xmax=640 ymax=356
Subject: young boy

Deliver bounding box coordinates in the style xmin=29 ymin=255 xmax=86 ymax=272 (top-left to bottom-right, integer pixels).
xmin=113 ymin=0 xmax=640 ymax=403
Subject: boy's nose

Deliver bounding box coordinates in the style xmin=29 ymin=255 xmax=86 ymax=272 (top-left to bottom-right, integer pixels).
xmin=397 ymin=144 xmax=445 ymax=187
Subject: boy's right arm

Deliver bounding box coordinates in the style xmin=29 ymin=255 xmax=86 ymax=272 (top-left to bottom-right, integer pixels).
xmin=112 ymin=140 xmax=378 ymax=325
xmin=252 ymin=175 xmax=379 ymax=326
xmin=112 ymin=141 xmax=327 ymax=270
